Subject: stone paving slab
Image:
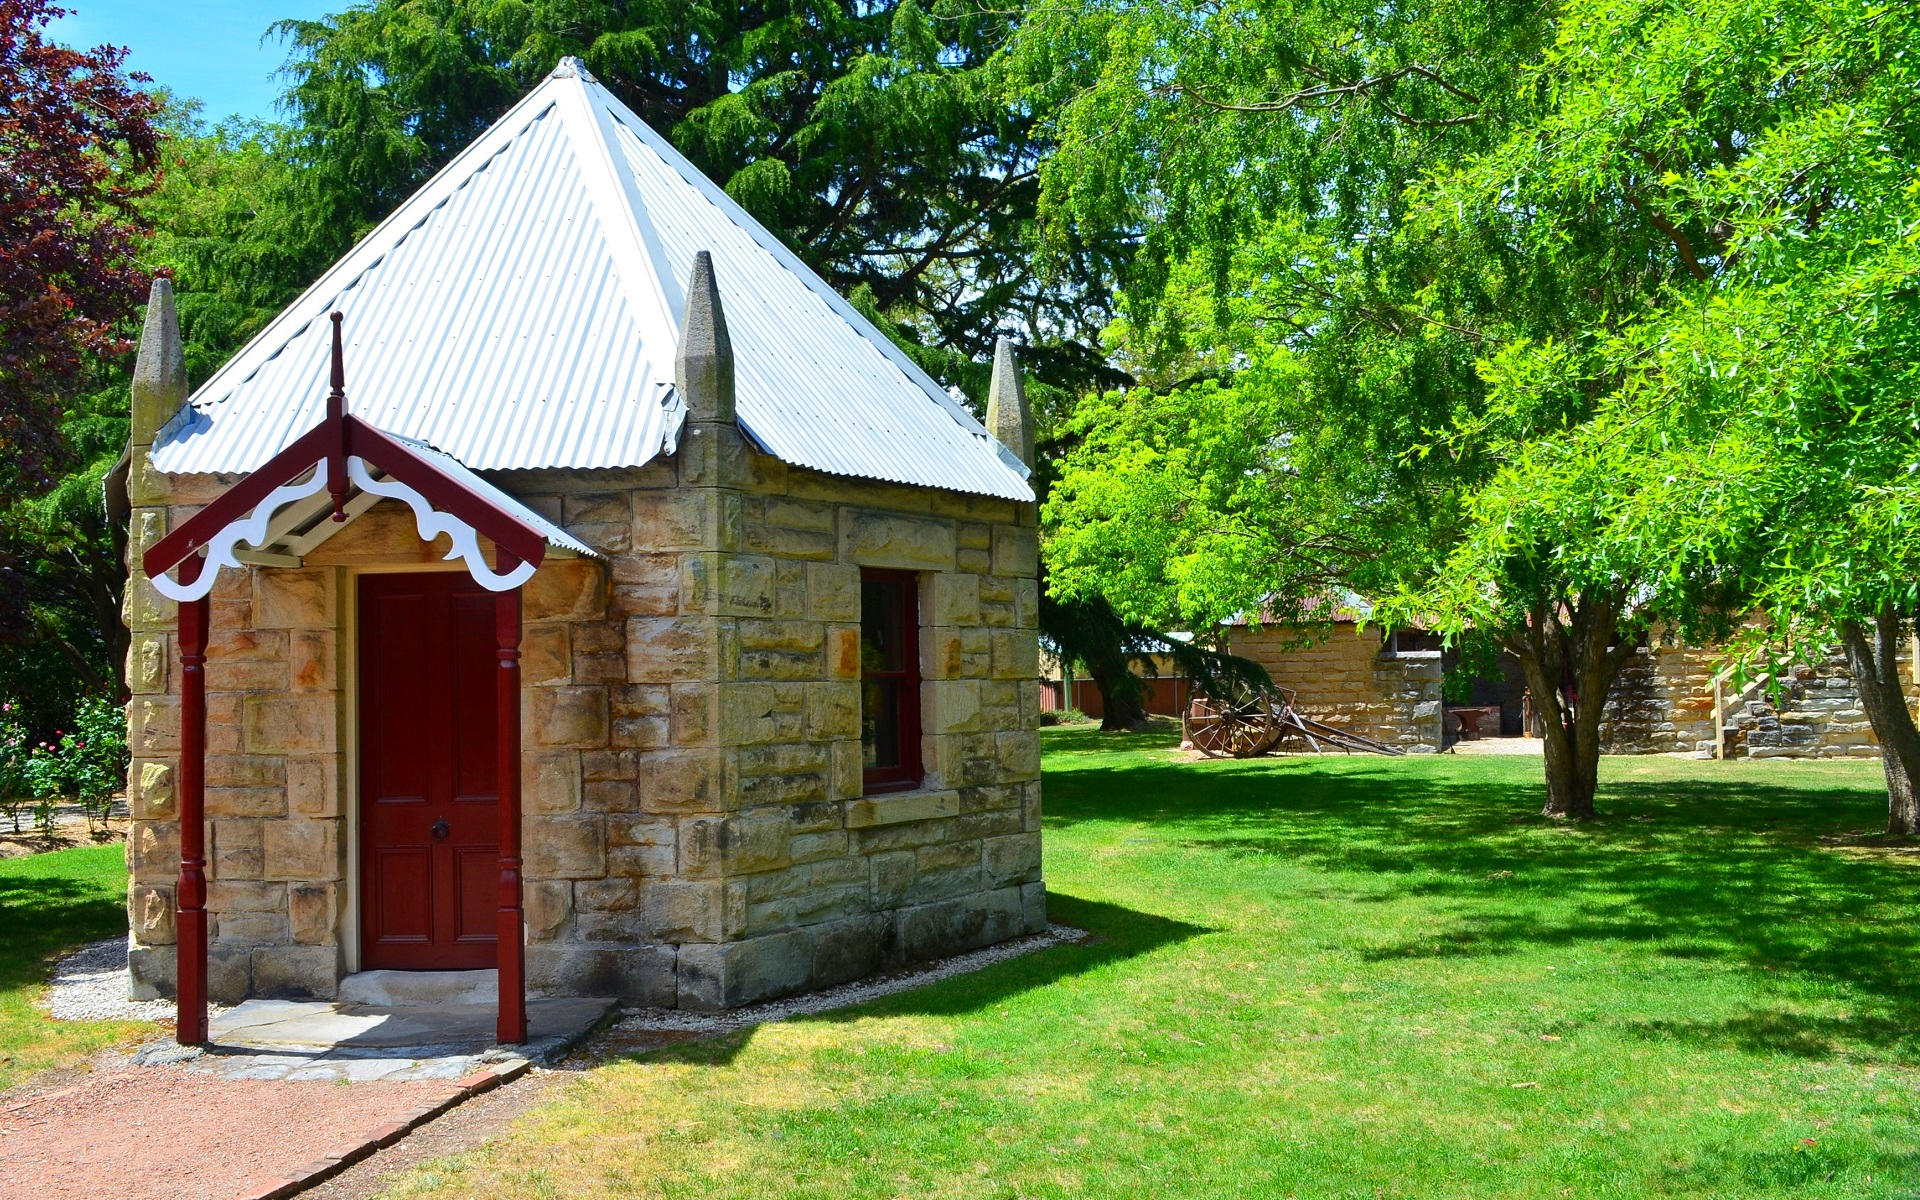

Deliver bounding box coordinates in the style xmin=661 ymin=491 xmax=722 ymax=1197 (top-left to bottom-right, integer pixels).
xmin=130 ymin=995 xmax=614 ymax=1082
xmin=233 ymin=1060 xmax=530 ymax=1200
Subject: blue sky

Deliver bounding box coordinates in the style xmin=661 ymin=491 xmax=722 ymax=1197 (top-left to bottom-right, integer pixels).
xmin=49 ymin=1 xmax=338 ymax=123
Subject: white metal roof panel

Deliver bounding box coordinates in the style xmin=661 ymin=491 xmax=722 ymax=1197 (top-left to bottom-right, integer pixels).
xmin=149 ymin=59 xmax=1033 ymax=503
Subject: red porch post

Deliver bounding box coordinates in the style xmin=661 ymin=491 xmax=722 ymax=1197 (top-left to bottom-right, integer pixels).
xmin=175 ymin=554 xmax=210 ymax=1045
xmin=495 ymin=561 xmax=527 ymax=1045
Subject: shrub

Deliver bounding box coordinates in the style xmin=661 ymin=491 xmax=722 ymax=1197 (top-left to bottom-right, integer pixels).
xmin=17 ymin=695 xmax=127 ymax=839
xmin=0 ymin=704 xmax=27 ymax=834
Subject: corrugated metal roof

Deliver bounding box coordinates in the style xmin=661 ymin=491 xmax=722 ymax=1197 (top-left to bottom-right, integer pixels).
xmin=150 ymin=58 xmax=1034 ymax=503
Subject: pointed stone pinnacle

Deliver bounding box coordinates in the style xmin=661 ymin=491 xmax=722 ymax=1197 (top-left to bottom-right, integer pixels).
xmin=131 ymin=277 xmax=187 ymax=448
xmin=985 ymin=335 xmax=1033 ymax=468
xmin=675 ymin=250 xmax=736 ymax=424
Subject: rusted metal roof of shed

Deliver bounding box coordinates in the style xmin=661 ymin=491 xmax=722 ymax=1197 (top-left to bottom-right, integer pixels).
xmin=149 ymin=58 xmax=1034 ymax=503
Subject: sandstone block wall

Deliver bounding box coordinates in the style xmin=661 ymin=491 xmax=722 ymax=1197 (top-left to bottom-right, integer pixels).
xmin=123 ymin=422 xmax=1044 ymax=1009
xmin=123 ymin=469 xmax=357 ymax=1001
xmin=1601 ymin=633 xmax=1920 ymax=759
xmin=1225 ymin=625 xmax=1445 ymax=752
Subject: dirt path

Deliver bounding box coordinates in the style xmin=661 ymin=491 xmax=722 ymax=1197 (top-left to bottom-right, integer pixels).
xmin=297 ymin=1068 xmax=569 ymax=1199
xmin=0 ymin=1062 xmax=469 ymax=1200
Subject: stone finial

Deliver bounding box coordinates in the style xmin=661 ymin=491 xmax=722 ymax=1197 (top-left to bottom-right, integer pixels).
xmin=984 ymin=335 xmax=1033 ymax=468
xmin=130 ymin=277 xmax=186 ymax=448
xmin=675 ymin=250 xmax=735 ymax=424
xmin=549 ymin=55 xmax=597 ymax=83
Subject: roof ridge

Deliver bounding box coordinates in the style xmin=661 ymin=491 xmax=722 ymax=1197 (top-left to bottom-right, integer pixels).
xmin=577 ymin=73 xmax=1030 ymax=481
xmin=150 ymin=57 xmax=1033 ymax=499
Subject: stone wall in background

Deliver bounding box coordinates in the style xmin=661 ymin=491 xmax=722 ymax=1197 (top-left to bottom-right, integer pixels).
xmin=1600 ymin=633 xmax=1916 ymax=760
xmin=1597 ymin=644 xmax=1721 ymax=756
xmin=1226 ymin=625 xmax=1445 ymax=752
xmin=1230 ymin=621 xmax=1914 ymax=762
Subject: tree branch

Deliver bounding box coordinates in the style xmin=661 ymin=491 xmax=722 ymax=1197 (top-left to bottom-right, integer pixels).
xmin=1162 ymin=63 xmax=1482 ymax=125
xmin=1624 ymin=189 xmax=1710 ymax=283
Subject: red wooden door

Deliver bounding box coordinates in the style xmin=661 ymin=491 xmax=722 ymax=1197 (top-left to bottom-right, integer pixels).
xmin=358 ymin=572 xmax=500 ymax=970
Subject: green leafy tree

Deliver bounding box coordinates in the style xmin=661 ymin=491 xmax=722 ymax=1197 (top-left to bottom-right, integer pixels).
xmin=0 ymin=392 xmax=129 ymax=707
xmin=1025 ymin=0 xmax=1919 ymax=820
xmin=268 ymin=0 xmax=1123 ymax=393
xmin=1016 ymin=0 xmax=1559 ymax=773
xmin=0 ymin=0 xmax=160 ymax=494
xmin=1453 ymin=0 xmax=1920 ymax=829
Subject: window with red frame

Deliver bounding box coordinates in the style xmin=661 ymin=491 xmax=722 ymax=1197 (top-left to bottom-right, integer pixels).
xmin=859 ymin=570 xmax=922 ymax=793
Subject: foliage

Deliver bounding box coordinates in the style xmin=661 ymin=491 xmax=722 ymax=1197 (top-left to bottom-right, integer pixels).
xmin=138 ymin=109 xmax=332 ymax=391
xmin=1018 ymin=0 xmax=1541 ymax=635
xmin=1399 ymin=0 xmax=1920 ymax=825
xmin=0 ymin=392 xmax=131 ymax=722
xmin=0 ymin=701 xmax=27 ymax=833
xmin=264 ymin=0 xmax=1123 ymax=397
xmin=0 ymin=0 xmax=160 ymax=495
xmin=18 ymin=694 xmax=126 ymax=834
xmin=1020 ymin=0 xmax=1920 ymax=819
xmin=1440 ymin=630 xmax=1500 ymax=705
xmin=374 ymin=734 xmax=1920 ymax=1198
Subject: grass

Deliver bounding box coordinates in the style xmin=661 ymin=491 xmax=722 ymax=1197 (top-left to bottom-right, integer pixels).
xmin=379 ymin=732 xmax=1920 ymax=1198
xmin=0 ymin=843 xmax=144 ymax=1091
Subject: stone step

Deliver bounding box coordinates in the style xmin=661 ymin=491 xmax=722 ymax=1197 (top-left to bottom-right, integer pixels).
xmin=338 ymin=969 xmax=499 ymax=1007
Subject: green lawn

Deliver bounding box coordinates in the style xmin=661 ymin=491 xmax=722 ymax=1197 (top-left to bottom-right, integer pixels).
xmin=386 ymin=731 xmax=1920 ymax=1198
xmin=0 ymin=844 xmax=145 ymax=1091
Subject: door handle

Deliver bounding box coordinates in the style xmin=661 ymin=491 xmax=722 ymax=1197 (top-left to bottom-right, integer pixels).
xmin=431 ymin=817 xmax=451 ymax=841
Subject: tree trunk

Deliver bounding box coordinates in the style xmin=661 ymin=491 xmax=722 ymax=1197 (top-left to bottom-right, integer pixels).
xmin=1839 ymin=607 xmax=1920 ymax=836
xmin=1512 ymin=649 xmax=1597 ymax=819
xmin=1500 ymin=591 xmax=1638 ymax=821
xmin=1087 ymin=660 xmax=1149 ymax=731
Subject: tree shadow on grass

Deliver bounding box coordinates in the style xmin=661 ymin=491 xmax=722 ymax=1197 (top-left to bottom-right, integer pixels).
xmin=631 ymin=894 xmax=1209 ymax=1067
xmin=0 ymin=864 xmax=125 ymax=994
xmin=1042 ymin=744 xmax=1920 ymax=1058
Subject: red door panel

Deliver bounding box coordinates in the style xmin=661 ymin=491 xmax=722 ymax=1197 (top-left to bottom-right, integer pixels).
xmin=371 ymin=848 xmax=431 ymax=943
xmin=359 ymin=572 xmax=499 ymax=970
xmin=454 ymin=847 xmax=498 ymax=943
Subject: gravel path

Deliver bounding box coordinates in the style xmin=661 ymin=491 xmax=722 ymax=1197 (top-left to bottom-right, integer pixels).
xmin=41 ymin=938 xmax=178 ymax=1024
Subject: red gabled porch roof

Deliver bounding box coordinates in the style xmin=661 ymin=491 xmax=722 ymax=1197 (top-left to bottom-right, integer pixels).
xmin=143 ymin=314 xmax=594 ymax=599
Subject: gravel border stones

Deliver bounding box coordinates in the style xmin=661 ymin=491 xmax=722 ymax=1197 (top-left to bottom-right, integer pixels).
xmin=41 ymin=937 xmax=178 ymax=1023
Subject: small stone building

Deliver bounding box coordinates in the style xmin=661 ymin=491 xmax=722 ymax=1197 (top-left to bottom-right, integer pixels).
xmin=119 ymin=59 xmax=1044 ymax=1023
xmin=1227 ymin=616 xmax=1918 ymax=759
xmin=1222 ymin=618 xmax=1447 ymax=752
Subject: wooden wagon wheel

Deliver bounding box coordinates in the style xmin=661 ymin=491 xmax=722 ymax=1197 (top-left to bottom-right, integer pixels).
xmin=1185 ymin=686 xmax=1281 ymax=758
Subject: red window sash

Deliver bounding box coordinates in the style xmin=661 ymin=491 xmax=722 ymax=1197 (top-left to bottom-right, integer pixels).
xmin=861 ymin=569 xmax=923 ymax=793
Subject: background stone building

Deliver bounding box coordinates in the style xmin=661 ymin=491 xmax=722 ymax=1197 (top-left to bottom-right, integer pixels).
xmin=1222 ymin=619 xmax=1446 ymax=753
xmin=119 ymin=60 xmax=1044 ymax=1013
xmin=1224 ymin=616 xmax=1916 ymax=759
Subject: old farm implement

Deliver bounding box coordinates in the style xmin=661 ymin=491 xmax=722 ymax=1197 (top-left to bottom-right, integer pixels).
xmin=1183 ymin=681 xmax=1406 ymax=758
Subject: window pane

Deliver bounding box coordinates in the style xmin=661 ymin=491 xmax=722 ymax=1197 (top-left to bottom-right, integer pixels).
xmin=862 ymin=678 xmax=900 ymax=768
xmin=861 ymin=579 xmax=905 ymax=673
